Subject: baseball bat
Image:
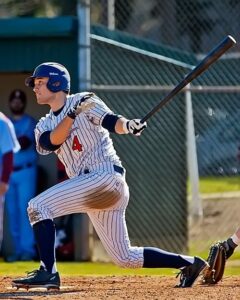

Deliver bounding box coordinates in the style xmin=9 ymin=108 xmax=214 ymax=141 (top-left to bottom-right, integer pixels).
xmin=141 ymin=35 xmax=236 ymax=123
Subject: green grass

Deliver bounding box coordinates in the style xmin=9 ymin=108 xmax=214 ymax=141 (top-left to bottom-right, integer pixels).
xmin=0 ymin=261 xmax=175 ymax=276
xmin=1 ymin=260 xmax=240 ymax=277
xmin=189 ymin=176 xmax=240 ymax=194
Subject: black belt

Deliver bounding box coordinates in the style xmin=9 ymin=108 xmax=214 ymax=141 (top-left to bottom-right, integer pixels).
xmin=113 ymin=165 xmax=124 ymax=175
xmin=13 ymin=163 xmax=34 ymax=172
xmin=83 ymin=165 xmax=124 ymax=175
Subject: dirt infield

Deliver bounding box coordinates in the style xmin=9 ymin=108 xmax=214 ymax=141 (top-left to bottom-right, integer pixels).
xmin=1 ymin=275 xmax=240 ymax=299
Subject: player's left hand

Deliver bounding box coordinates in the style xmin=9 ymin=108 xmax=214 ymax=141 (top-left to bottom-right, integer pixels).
xmin=127 ymin=119 xmax=147 ymax=136
xmin=67 ymin=93 xmax=95 ymax=120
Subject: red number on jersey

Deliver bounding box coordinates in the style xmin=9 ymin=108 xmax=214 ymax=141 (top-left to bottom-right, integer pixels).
xmin=72 ymin=136 xmax=83 ymax=152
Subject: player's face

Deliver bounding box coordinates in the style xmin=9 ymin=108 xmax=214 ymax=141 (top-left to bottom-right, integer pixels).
xmin=9 ymin=98 xmax=25 ymax=115
xmin=33 ymin=77 xmax=56 ymax=105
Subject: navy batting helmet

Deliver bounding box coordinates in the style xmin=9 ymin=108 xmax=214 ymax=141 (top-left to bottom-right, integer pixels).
xmin=25 ymin=62 xmax=71 ymax=93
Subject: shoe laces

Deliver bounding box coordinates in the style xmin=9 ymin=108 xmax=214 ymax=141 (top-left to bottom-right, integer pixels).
xmin=26 ymin=269 xmax=40 ymax=277
xmin=176 ymin=266 xmax=189 ymax=284
xmin=26 ymin=266 xmax=46 ymax=277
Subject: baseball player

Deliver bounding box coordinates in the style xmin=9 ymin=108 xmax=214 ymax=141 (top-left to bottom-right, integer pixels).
xmin=0 ymin=112 xmax=20 ymax=250
xmin=12 ymin=62 xmax=208 ymax=290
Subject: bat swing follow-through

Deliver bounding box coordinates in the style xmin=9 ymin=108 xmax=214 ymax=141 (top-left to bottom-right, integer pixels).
xmin=141 ymin=35 xmax=236 ymax=123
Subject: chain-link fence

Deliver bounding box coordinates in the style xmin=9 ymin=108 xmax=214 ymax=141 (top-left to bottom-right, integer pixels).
xmin=89 ymin=0 xmax=240 ymax=256
xmin=91 ymin=0 xmax=240 ymax=53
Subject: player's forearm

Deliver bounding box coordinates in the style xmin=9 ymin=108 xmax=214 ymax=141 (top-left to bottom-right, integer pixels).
xmin=115 ymin=118 xmax=129 ymax=134
xmin=50 ymin=116 xmax=74 ymax=145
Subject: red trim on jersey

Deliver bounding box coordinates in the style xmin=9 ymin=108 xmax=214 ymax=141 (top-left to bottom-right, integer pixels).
xmin=57 ymin=159 xmax=68 ymax=182
xmin=1 ymin=151 xmax=13 ymax=183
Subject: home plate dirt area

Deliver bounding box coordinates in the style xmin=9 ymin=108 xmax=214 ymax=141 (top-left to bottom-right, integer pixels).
xmin=1 ymin=275 xmax=240 ymax=299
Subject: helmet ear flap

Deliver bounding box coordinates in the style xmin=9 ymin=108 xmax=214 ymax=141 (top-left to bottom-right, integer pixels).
xmin=47 ymin=78 xmax=62 ymax=92
xmin=52 ymin=81 xmax=61 ymax=88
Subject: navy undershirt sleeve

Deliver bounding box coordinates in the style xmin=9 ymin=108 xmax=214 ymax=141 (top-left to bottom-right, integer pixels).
xmin=39 ymin=131 xmax=62 ymax=151
xmin=102 ymin=114 xmax=120 ymax=132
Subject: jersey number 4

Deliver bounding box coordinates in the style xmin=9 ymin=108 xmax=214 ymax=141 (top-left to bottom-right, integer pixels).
xmin=72 ymin=136 xmax=83 ymax=152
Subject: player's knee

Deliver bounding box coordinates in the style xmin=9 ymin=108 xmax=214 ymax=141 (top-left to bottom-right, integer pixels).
xmin=113 ymin=256 xmax=141 ymax=269
xmin=113 ymin=257 xmax=128 ymax=268
xmin=27 ymin=205 xmax=42 ymax=225
xmin=27 ymin=200 xmax=53 ymax=225
xmin=111 ymin=246 xmax=144 ymax=268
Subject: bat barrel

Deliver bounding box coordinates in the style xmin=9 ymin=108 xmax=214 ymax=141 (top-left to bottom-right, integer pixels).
xmin=184 ymin=35 xmax=236 ymax=84
xmin=141 ymin=35 xmax=236 ymax=123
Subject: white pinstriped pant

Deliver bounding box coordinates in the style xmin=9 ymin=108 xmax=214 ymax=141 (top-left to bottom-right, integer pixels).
xmin=28 ymin=167 xmax=144 ymax=268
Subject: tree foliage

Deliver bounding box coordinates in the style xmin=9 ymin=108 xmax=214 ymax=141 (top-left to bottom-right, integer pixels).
xmin=0 ymin=0 xmax=77 ymax=17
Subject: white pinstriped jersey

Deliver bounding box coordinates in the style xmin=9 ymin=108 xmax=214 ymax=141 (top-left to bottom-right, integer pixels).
xmin=30 ymin=94 xmax=145 ymax=269
xmin=35 ymin=93 xmax=122 ymax=178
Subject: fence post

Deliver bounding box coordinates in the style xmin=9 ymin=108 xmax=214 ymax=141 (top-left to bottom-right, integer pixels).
xmin=107 ymin=0 xmax=115 ymax=30
xmin=78 ymin=0 xmax=91 ymax=91
xmin=74 ymin=0 xmax=91 ymax=261
xmin=186 ymin=84 xmax=203 ymax=219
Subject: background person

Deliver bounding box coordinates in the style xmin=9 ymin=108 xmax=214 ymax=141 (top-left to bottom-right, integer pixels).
xmin=5 ymin=89 xmax=38 ymax=262
xmin=0 ymin=112 xmax=20 ymax=253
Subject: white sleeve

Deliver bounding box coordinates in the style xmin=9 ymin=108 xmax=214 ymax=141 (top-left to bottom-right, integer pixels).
xmin=0 ymin=119 xmax=20 ymax=154
xmin=84 ymin=95 xmax=113 ymax=126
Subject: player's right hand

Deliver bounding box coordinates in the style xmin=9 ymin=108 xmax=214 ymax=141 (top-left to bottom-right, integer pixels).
xmin=126 ymin=119 xmax=147 ymax=136
xmin=67 ymin=93 xmax=95 ymax=119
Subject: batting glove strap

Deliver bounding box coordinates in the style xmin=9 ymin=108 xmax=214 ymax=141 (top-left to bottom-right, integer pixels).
xmin=67 ymin=106 xmax=78 ymax=119
xmin=123 ymin=119 xmax=147 ymax=136
xmin=67 ymin=92 xmax=94 ymax=120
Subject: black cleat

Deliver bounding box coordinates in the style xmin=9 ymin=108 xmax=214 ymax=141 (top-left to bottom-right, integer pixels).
xmin=176 ymin=256 xmax=209 ymax=288
xmin=12 ymin=269 xmax=60 ymax=290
